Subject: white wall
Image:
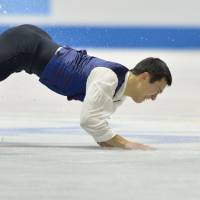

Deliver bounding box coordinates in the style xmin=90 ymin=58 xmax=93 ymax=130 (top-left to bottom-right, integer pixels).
xmin=0 ymin=0 xmax=199 ymax=26
xmin=52 ymin=0 xmax=200 ymax=26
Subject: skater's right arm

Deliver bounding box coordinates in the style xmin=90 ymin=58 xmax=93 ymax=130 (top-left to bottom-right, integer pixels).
xmin=80 ymin=68 xmax=155 ymax=150
xmin=80 ymin=68 xmax=117 ymax=142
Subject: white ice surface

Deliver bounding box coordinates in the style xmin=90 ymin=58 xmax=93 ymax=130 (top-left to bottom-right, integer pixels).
xmin=0 ymin=50 xmax=200 ymax=200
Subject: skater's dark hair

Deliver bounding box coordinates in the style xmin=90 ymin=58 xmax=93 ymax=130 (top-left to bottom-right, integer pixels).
xmin=130 ymin=57 xmax=172 ymax=86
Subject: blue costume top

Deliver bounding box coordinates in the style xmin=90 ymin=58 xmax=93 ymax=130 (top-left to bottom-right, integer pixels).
xmin=39 ymin=46 xmax=129 ymax=102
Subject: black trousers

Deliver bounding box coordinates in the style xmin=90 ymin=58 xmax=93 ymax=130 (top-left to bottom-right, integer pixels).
xmin=0 ymin=24 xmax=60 ymax=81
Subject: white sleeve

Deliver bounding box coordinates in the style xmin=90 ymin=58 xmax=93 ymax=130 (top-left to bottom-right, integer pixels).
xmin=80 ymin=68 xmax=118 ymax=142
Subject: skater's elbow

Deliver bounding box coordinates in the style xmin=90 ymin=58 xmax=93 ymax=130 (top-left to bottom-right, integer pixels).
xmin=80 ymin=117 xmax=92 ymax=129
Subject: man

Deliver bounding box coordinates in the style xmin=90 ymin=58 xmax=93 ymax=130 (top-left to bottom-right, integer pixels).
xmin=0 ymin=24 xmax=172 ymax=150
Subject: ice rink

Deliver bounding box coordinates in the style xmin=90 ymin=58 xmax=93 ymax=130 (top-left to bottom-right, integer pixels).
xmin=0 ymin=50 xmax=200 ymax=200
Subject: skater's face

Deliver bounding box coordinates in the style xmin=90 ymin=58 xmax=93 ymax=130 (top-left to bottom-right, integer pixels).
xmin=130 ymin=72 xmax=167 ymax=103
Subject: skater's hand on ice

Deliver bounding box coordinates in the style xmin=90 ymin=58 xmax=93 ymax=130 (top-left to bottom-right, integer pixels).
xmin=123 ymin=140 xmax=155 ymax=150
xmin=97 ymin=134 xmax=155 ymax=150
